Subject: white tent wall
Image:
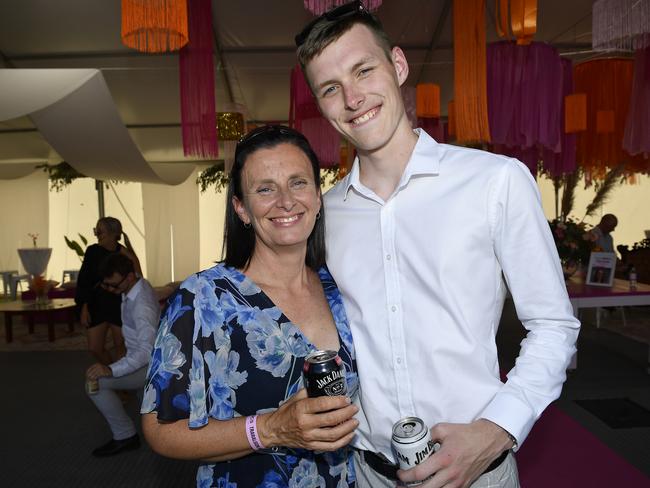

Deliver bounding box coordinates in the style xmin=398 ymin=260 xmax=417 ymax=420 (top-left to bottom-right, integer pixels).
xmin=538 ymin=175 xmax=650 ymax=250
xmin=142 ymin=171 xmax=200 ymax=286
xmin=199 ymin=187 xmax=227 ymax=272
xmin=48 ymin=178 xmax=148 ymax=284
xmin=0 ymin=170 xmax=49 ymax=274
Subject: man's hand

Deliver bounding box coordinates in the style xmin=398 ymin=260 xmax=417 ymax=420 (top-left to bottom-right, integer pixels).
xmin=397 ymin=419 xmax=513 ymax=488
xmin=86 ymin=363 xmax=113 ymax=380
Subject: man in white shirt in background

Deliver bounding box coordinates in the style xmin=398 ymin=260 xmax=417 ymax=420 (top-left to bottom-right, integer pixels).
xmin=86 ymin=252 xmax=159 ymax=457
xmin=295 ymin=2 xmax=580 ymax=487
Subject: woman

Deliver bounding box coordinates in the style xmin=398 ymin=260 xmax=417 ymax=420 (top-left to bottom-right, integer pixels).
xmin=142 ymin=126 xmax=359 ymax=487
xmin=75 ymin=216 xmax=142 ymax=364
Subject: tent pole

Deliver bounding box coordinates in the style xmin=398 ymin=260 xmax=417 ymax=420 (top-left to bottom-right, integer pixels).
xmin=95 ymin=180 xmax=105 ymax=218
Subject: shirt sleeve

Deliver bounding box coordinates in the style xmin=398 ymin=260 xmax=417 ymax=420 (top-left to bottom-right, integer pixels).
xmin=109 ymin=289 xmax=160 ymax=377
xmin=480 ymin=158 xmax=580 ymax=447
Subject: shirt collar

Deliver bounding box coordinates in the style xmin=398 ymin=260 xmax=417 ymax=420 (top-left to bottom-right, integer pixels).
xmin=123 ymin=276 xmax=142 ymax=301
xmin=341 ymin=128 xmax=441 ymax=200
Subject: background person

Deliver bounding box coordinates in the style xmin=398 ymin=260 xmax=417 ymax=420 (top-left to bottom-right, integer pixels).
xmin=75 ymin=216 xmax=142 ymax=364
xmin=591 ymin=214 xmax=618 ymax=253
xmin=296 ymin=3 xmax=580 ymax=487
xmin=141 ymin=126 xmax=359 ymax=487
xmin=86 ymin=252 xmax=159 ymax=457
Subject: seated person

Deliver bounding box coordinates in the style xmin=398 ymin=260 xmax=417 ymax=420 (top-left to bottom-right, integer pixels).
xmin=591 ymin=214 xmax=618 ymax=253
xmin=85 ymin=253 xmax=159 ymax=457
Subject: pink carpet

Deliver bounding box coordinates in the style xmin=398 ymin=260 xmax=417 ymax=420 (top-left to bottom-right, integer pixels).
xmin=517 ymin=404 xmax=649 ymax=487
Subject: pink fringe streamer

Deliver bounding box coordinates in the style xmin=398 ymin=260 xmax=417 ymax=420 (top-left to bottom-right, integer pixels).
xmin=303 ymin=0 xmax=382 ymax=15
xmin=289 ymin=66 xmax=341 ymax=168
xmin=179 ymin=0 xmax=218 ymax=158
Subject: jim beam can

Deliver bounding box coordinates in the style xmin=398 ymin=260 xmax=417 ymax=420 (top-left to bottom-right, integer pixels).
xmin=85 ymin=377 xmax=99 ymax=395
xmin=392 ymin=416 xmax=437 ymax=485
xmin=303 ymin=350 xmax=347 ymax=397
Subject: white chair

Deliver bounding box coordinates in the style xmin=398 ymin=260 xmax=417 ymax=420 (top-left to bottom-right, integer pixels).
xmin=1 ymin=270 xmax=18 ymax=297
xmin=9 ymin=274 xmax=30 ymax=300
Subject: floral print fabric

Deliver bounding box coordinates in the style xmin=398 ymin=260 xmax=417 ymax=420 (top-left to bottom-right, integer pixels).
xmin=142 ymin=264 xmax=358 ymax=488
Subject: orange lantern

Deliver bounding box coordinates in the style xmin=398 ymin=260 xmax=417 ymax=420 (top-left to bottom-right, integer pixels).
xmin=596 ymin=110 xmax=615 ymax=134
xmin=121 ymin=0 xmax=189 ymax=53
xmin=416 ymin=83 xmax=441 ymax=118
xmin=564 ymin=94 xmax=587 ymax=133
xmin=495 ymin=0 xmax=537 ymax=46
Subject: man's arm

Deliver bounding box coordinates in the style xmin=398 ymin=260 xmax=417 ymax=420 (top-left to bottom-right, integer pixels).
xmin=400 ymin=159 xmax=580 ymax=488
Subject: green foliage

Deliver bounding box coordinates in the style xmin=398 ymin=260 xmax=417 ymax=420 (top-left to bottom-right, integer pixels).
xmin=64 ymin=233 xmax=87 ymax=261
xmin=37 ymin=162 xmax=86 ymax=191
xmin=196 ymin=165 xmax=345 ymax=193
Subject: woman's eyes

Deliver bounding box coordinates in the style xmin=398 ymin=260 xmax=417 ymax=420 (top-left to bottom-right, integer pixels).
xmin=254 ymin=180 xmax=309 ymax=195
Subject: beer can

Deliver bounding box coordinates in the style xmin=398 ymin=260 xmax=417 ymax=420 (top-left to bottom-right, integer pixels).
xmin=85 ymin=377 xmax=99 ymax=395
xmin=392 ymin=417 xmax=436 ymax=471
xmin=303 ymin=350 xmax=347 ymax=397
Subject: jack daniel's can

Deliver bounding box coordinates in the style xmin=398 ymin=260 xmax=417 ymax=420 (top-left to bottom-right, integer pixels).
xmin=392 ymin=416 xmax=437 ymax=479
xmin=303 ymin=350 xmax=347 ymax=397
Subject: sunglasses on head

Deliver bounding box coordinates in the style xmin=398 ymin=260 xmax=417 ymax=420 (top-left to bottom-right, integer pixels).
xmin=295 ymin=0 xmax=367 ymax=47
xmin=236 ymin=125 xmax=307 ymax=153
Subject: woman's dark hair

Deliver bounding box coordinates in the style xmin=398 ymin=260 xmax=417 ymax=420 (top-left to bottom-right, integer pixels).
xmin=223 ymin=125 xmax=326 ymax=271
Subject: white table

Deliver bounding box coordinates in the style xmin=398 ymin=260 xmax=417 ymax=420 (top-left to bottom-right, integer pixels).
xmin=566 ymin=278 xmax=650 ymax=371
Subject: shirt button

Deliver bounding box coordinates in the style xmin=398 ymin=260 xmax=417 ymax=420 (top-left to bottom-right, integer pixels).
xmin=391 ymin=305 xmax=397 ymax=312
xmin=396 ymin=357 xmax=402 ymax=364
xmin=386 ymin=254 xmax=392 ymax=260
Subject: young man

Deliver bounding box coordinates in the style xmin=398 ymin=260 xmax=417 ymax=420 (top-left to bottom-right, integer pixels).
xmin=296 ymin=2 xmax=580 ymax=487
xmin=85 ymin=253 xmax=159 ymax=457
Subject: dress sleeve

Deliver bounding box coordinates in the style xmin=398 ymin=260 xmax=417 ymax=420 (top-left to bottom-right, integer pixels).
xmin=75 ymin=245 xmax=97 ymax=306
xmin=480 ymin=158 xmax=580 ymax=447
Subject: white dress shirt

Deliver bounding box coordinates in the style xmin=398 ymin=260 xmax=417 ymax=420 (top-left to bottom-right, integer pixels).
xmin=109 ymin=277 xmax=160 ymax=378
xmin=324 ymin=129 xmax=580 ymax=462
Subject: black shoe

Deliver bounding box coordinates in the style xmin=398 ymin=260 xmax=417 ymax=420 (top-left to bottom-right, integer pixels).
xmin=92 ymin=434 xmax=140 ymax=457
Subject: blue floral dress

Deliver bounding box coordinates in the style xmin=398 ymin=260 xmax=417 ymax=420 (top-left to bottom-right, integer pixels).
xmin=141 ymin=264 xmax=358 ymax=488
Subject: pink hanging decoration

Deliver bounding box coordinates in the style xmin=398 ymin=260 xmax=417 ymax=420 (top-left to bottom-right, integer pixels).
xmin=289 ymin=65 xmax=341 ymax=168
xmin=179 ymin=0 xmax=218 ymax=158
xmin=304 ymin=0 xmax=382 ymax=15
xmin=592 ymin=0 xmax=650 ymax=52
xmin=623 ymin=47 xmax=650 ymax=156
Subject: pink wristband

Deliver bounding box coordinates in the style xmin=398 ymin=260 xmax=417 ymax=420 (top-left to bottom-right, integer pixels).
xmin=245 ymin=415 xmax=265 ymax=450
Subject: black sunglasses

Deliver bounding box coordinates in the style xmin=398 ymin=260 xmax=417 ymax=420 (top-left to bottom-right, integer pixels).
xmin=295 ymin=0 xmax=367 ymax=47
xmin=236 ymin=125 xmax=307 ymax=152
xmin=102 ymin=275 xmax=127 ymax=291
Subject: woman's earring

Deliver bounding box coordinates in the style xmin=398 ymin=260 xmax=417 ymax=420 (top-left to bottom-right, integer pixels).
xmin=316 ymin=211 xmax=321 ymax=220
xmin=243 ymin=222 xmax=252 ymax=229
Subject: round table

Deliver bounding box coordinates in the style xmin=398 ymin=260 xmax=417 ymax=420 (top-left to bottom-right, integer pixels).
xmin=0 ymin=298 xmax=76 ymax=343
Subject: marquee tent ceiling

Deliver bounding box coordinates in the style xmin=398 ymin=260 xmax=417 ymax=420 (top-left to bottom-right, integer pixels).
xmin=0 ymin=0 xmax=599 ymax=181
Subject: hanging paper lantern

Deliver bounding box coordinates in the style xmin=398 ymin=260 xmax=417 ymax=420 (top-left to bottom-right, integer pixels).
xmin=304 ymin=0 xmax=382 ymax=15
xmin=592 ymin=0 xmax=650 ymax=52
xmin=565 ymin=94 xmax=587 ymax=133
xmin=596 ymin=110 xmax=616 ymax=134
xmin=121 ymin=0 xmax=189 ymax=53
xmin=416 ymin=83 xmax=441 ymax=118
xmin=495 ymin=0 xmax=538 ymax=46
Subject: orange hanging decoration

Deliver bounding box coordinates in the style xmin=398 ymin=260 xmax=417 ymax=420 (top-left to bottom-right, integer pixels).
xmin=121 ymin=0 xmax=189 ymax=53
xmin=416 ymin=83 xmax=441 ymax=118
xmin=453 ymin=0 xmax=491 ymax=143
xmin=495 ymin=0 xmax=537 ymax=45
xmin=447 ymin=100 xmax=457 ymax=137
xmin=574 ymin=58 xmax=648 ymax=179
xmin=564 ymin=94 xmax=587 ymax=133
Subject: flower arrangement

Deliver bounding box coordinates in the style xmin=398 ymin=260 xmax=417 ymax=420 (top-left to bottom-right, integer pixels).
xmin=548 ymin=218 xmax=596 ymax=268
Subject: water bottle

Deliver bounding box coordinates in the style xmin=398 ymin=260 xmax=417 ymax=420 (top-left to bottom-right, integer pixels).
xmin=629 ymin=266 xmax=637 ymax=290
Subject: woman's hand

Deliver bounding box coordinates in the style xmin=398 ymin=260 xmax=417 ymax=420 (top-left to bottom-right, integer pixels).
xmin=80 ymin=303 xmax=91 ymax=328
xmin=258 ymin=389 xmax=359 ymax=452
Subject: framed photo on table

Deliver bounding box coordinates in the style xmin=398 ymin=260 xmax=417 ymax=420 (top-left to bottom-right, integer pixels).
xmin=586 ymin=252 xmax=616 ymax=287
